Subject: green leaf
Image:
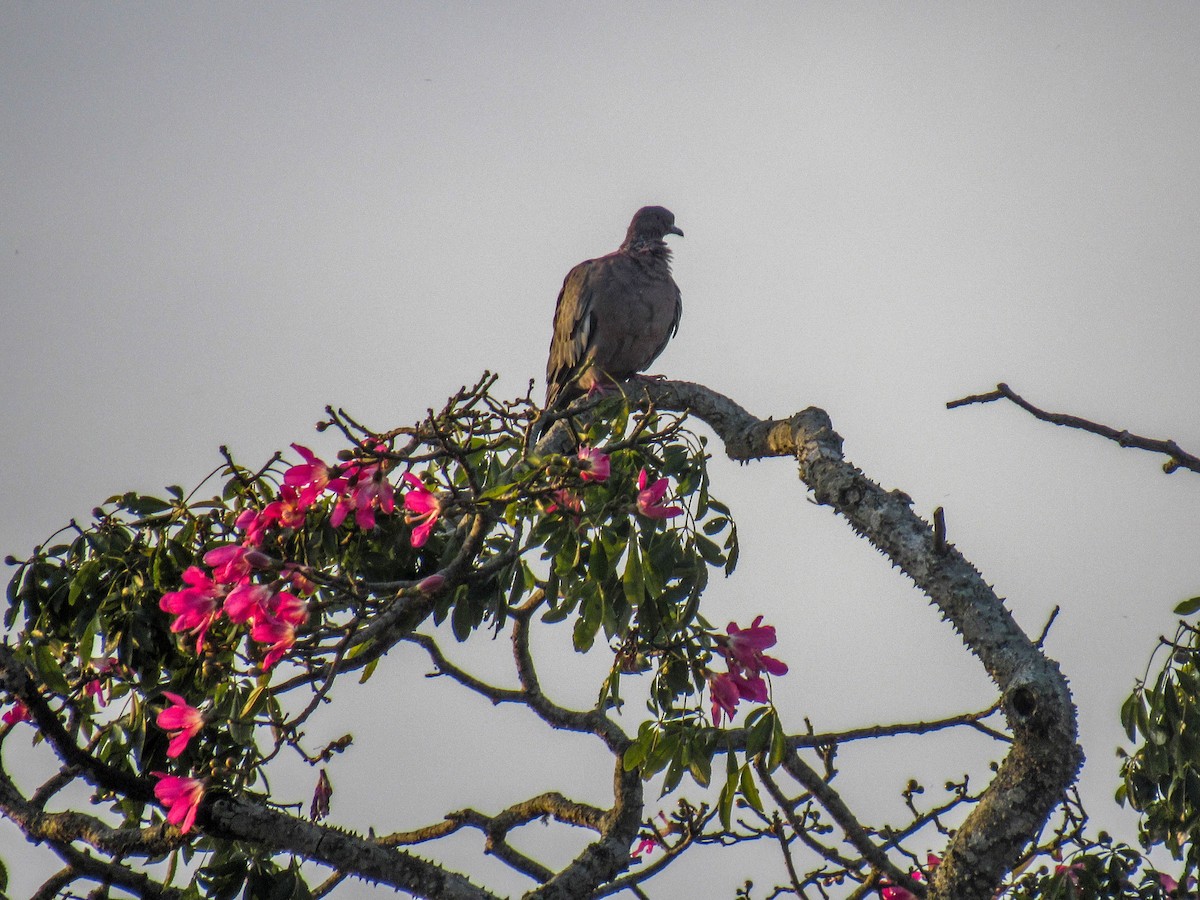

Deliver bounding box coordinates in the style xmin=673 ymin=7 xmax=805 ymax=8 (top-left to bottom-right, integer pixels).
xmin=358 ymin=658 xmax=379 ymax=684
xmin=240 ymin=684 xmax=269 ymax=719
xmin=695 ymin=534 xmax=724 ymax=566
xmin=67 ymin=559 xmax=102 ymax=608
xmin=623 ymin=737 xmax=649 ymax=772
xmin=622 ymin=540 xmax=644 ymax=607
xmin=746 ymin=709 xmax=774 ymax=759
xmin=739 ymin=764 xmax=763 ymax=812
xmin=1175 ymin=597 xmax=1200 ymax=616
xmin=1120 ymin=692 xmax=1141 ymax=742
xmin=477 ymin=481 xmax=516 ymax=502
xmin=33 ymin=645 xmax=70 ymax=696
xmin=767 ymin=712 xmax=788 ymax=770
xmin=718 ymin=762 xmax=738 ymax=831
xmin=688 ymin=748 xmax=712 ymax=787
xmin=573 ymin=593 xmax=602 ymax=652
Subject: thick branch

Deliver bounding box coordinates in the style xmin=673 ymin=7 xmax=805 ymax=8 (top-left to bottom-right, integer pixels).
xmin=948 ymin=382 xmax=1200 ymax=475
xmin=642 ymin=378 xmax=1082 ymax=900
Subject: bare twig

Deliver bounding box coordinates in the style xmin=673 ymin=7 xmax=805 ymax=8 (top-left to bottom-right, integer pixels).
xmin=948 ymin=383 xmax=1200 ymax=475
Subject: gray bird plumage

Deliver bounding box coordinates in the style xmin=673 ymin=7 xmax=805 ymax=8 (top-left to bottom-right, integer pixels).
xmin=544 ymin=206 xmax=683 ymax=408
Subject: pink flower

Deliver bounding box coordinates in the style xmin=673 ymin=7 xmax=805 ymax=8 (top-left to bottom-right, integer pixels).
xmin=1158 ymin=873 xmax=1196 ymax=895
xmin=203 ymin=544 xmax=268 ymax=584
xmin=260 ymin=485 xmax=307 ymax=531
xmin=636 ymin=469 xmax=682 ymax=519
xmin=152 ymin=773 xmax=205 ymax=833
xmin=223 ymin=582 xmax=274 ymax=625
xmin=632 ymin=811 xmax=679 ymax=859
xmin=329 ymin=462 xmax=395 ymax=530
xmin=235 ymin=508 xmax=269 ymax=547
xmin=708 ymin=671 xmax=742 ymax=725
xmin=729 ymin=669 xmax=769 ymax=703
xmin=632 ymin=834 xmax=660 ymax=858
xmin=156 ymin=692 xmax=204 ymax=758
xmin=352 ymin=469 xmax=395 ymax=530
xmin=2 ymin=700 xmax=31 ymax=726
xmin=881 ymin=856 xmax=940 ymax=900
xmin=1054 ymin=862 xmax=1084 ymax=887
xmin=329 ymin=492 xmax=355 ymax=529
xmin=546 ymin=489 xmax=582 ymax=518
xmin=403 ymin=473 xmax=442 ymax=547
xmin=283 ymin=564 xmax=317 ymax=596
xmin=284 ymin=444 xmax=346 ymax=507
xmin=577 ymin=446 xmax=611 ymax=482
xmin=159 ymin=567 xmax=225 ymax=653
xmin=83 ymin=676 xmax=107 ymax=708
xmin=723 ymin=616 xmax=789 ymax=677
xmin=251 ymin=617 xmax=298 ymax=670
xmin=268 ymin=590 xmax=308 ymax=627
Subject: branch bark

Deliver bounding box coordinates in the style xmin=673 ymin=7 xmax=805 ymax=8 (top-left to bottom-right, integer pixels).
xmin=641 ymin=378 xmax=1082 ymax=900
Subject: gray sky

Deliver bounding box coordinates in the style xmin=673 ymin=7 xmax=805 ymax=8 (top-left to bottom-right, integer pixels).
xmin=4 ymin=4 xmax=1200 ymax=896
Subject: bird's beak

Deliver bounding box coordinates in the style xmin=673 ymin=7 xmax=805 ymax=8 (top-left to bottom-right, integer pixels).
xmin=669 ymin=225 xmax=684 ymax=238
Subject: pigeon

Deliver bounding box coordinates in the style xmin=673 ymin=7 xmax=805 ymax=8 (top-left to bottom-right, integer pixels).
xmin=544 ymin=206 xmax=683 ymax=408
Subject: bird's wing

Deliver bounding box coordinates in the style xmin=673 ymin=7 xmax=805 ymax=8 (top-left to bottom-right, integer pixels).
xmin=545 ymin=260 xmax=597 ymax=405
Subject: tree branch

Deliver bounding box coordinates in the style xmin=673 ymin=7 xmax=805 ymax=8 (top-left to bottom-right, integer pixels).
xmin=642 ymin=378 xmax=1082 ymax=900
xmin=948 ymin=383 xmax=1200 ymax=475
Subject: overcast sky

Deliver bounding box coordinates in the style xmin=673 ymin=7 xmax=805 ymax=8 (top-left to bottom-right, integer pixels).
xmin=4 ymin=4 xmax=1200 ymax=897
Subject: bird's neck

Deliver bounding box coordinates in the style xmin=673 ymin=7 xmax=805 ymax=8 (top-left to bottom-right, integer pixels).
xmin=621 ymin=238 xmax=672 ymax=262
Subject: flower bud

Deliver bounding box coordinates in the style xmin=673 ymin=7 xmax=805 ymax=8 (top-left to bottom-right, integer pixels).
xmin=417 ymin=574 xmax=447 ymax=596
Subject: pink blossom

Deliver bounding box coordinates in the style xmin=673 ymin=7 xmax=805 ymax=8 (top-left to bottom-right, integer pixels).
xmin=152 ymin=773 xmax=205 ymax=833
xmin=235 ymin=508 xmax=269 ymax=547
xmin=329 ymin=462 xmax=394 ymax=530
xmin=632 ymin=811 xmax=678 ymax=859
xmin=632 ymin=834 xmax=660 ymax=858
xmin=156 ymin=692 xmax=204 ymax=758
xmin=708 ymin=671 xmax=742 ymax=725
xmin=223 ymin=582 xmax=274 ymax=625
xmin=546 ymin=489 xmax=582 ymax=518
xmin=284 ymin=444 xmax=346 ymax=506
xmin=267 ymin=590 xmax=308 ymax=627
xmin=723 ymin=616 xmax=789 ymax=677
xmin=283 ymin=564 xmax=317 ymax=596
xmin=635 ymin=469 xmax=682 ymax=519
xmin=329 ymin=492 xmax=355 ymax=529
xmin=353 ymin=469 xmax=395 ymax=530
xmin=403 ymin=473 xmax=442 ymax=547
xmin=2 ymin=700 xmax=31 ymax=726
xmin=1158 ymin=873 xmax=1196 ymax=895
xmin=159 ymin=567 xmax=225 ymax=653
xmin=1054 ymin=862 xmax=1084 ymax=887
xmin=83 ymin=676 xmax=107 ymax=708
xmin=881 ymin=856 xmax=941 ymax=900
xmin=577 ymin=446 xmax=611 ymax=482
xmin=203 ymin=544 xmax=268 ymax=584
xmin=260 ymin=485 xmax=308 ymax=530
xmin=729 ymin=669 xmax=769 ymax=703
xmin=251 ymin=617 xmax=297 ymax=670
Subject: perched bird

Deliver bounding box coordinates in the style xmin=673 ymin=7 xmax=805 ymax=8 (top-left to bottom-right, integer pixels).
xmin=544 ymin=206 xmax=683 ymax=408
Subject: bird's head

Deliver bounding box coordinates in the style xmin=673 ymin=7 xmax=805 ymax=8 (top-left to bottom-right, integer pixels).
xmin=623 ymin=206 xmax=683 ymax=250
